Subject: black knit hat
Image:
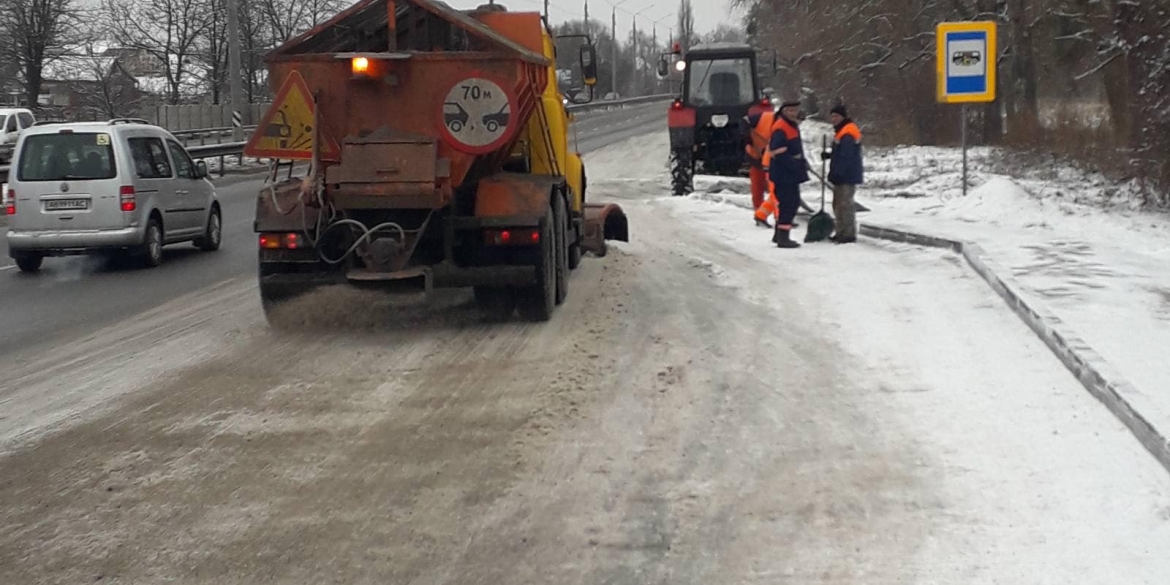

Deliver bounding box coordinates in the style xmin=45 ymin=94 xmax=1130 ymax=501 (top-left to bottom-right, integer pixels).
xmin=830 ymin=104 xmax=848 ymax=117
xmin=780 ymin=100 xmax=802 ymax=110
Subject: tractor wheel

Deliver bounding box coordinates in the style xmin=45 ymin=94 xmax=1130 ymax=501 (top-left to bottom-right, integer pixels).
xmin=670 ymin=148 xmax=694 ymax=196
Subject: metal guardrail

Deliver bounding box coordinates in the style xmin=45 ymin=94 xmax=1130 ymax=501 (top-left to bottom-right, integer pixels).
xmin=566 ymin=93 xmax=673 ymax=114
xmin=0 ymin=99 xmax=669 ymax=183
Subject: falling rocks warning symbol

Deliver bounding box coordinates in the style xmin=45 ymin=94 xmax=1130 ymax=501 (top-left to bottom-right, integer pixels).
xmin=244 ymin=70 xmax=339 ymax=161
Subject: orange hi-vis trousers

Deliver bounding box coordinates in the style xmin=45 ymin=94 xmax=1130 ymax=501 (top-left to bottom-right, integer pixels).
xmin=754 ymin=180 xmax=800 ymax=229
xmin=748 ymin=165 xmax=766 ymax=211
xmin=754 ymin=180 xmax=779 ymax=222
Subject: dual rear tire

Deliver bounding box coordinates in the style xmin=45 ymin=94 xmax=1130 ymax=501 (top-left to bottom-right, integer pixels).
xmin=477 ymin=191 xmax=572 ymax=322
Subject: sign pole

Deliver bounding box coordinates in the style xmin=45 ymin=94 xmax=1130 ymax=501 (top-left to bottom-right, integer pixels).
xmin=961 ymin=104 xmax=968 ymax=197
xmin=937 ymin=21 xmax=996 ymax=199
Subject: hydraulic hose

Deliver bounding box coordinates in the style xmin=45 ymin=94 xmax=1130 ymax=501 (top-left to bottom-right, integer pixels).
xmin=314 ymin=218 xmax=407 ymax=266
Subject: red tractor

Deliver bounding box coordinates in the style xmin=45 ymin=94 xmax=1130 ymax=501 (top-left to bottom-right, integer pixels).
xmin=657 ymin=43 xmax=776 ymax=196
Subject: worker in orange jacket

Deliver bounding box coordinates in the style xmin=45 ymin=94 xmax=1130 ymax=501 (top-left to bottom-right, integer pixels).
xmin=744 ymin=106 xmax=776 ymax=226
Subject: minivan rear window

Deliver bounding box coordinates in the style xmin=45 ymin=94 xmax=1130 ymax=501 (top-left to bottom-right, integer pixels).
xmin=17 ymin=133 xmax=117 ymax=182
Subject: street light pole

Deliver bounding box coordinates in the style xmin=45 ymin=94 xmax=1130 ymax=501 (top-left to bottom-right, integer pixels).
xmin=629 ymin=6 xmax=652 ymax=97
xmin=606 ymin=0 xmax=630 ymax=97
xmin=225 ymin=0 xmax=244 ymax=140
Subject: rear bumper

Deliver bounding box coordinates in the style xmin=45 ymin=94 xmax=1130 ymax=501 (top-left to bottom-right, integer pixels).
xmin=7 ymin=226 xmax=144 ymax=254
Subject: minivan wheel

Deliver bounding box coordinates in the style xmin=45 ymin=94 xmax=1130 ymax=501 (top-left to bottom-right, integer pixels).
xmin=140 ymin=219 xmax=164 ymax=268
xmin=15 ymin=255 xmax=43 ymax=273
xmin=195 ymin=206 xmax=222 ymax=252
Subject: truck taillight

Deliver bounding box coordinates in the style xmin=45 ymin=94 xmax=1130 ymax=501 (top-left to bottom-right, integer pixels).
xmin=119 ymin=186 xmax=136 ymax=212
xmin=671 ymin=99 xmax=684 ymax=110
xmin=484 ymin=229 xmax=539 ymax=246
xmin=260 ymin=233 xmax=302 ymax=249
xmin=6 ymin=189 xmax=14 ymax=215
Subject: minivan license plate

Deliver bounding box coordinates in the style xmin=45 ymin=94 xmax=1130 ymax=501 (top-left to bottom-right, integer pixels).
xmin=44 ymin=198 xmax=89 ymax=211
xmin=711 ymin=114 xmax=729 ymax=128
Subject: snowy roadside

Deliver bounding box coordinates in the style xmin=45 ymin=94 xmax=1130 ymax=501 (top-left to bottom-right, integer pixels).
xmin=583 ymin=139 xmax=1170 ymax=581
xmin=822 ymin=126 xmax=1170 ymax=449
xmin=669 ymin=121 xmax=1170 ymax=460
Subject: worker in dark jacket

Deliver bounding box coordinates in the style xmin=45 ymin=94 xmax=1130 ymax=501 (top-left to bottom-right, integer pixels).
xmin=822 ymin=104 xmax=863 ymax=243
xmin=767 ymin=100 xmax=810 ymax=249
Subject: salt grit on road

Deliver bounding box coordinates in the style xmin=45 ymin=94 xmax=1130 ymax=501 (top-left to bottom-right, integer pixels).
xmin=0 ymin=130 xmax=1167 ymax=584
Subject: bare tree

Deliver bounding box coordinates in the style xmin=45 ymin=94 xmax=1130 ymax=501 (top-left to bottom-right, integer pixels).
xmin=0 ymin=0 xmax=83 ymax=105
xmin=58 ymin=42 xmax=144 ymax=118
xmin=734 ymin=0 xmax=1170 ymax=202
xmin=104 ymin=0 xmax=213 ymax=105
xmin=704 ymin=24 xmax=746 ymax=45
xmin=258 ymin=0 xmax=345 ymax=45
xmin=676 ymin=0 xmax=695 ymax=50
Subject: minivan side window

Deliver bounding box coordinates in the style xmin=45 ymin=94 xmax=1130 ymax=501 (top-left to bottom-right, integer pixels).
xmin=128 ymin=137 xmax=173 ymax=179
xmin=166 ymin=140 xmax=197 ymax=179
xmin=4 ymin=116 xmax=16 ymax=133
xmin=17 ymin=113 xmax=34 ymax=128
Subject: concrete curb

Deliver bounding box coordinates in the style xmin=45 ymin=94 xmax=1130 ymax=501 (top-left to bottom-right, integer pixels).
xmin=860 ymin=223 xmax=1170 ymax=475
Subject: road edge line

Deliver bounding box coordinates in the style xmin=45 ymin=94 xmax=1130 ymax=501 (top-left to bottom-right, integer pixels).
xmin=859 ymin=223 xmax=1170 ymax=475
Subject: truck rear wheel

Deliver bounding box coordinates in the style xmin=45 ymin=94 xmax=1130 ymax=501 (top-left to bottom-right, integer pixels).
xmin=670 ymin=148 xmax=693 ymax=196
xmin=553 ymin=194 xmax=568 ymax=305
xmin=517 ymin=205 xmax=556 ymax=322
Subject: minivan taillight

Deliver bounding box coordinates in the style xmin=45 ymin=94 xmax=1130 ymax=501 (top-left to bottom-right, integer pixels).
xmin=119 ymin=186 xmax=136 ymax=212
xmin=5 ymin=189 xmax=14 ymax=215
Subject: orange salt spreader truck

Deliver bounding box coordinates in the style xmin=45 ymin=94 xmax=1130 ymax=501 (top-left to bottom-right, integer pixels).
xmin=246 ymin=0 xmax=628 ymax=322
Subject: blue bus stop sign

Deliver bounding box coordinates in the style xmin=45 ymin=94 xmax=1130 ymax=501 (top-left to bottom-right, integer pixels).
xmin=936 ymin=21 xmax=997 ymax=104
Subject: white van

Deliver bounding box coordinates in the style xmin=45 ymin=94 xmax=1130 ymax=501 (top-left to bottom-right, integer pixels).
xmin=6 ymin=119 xmax=223 ymax=273
xmin=0 ymin=108 xmax=35 ymax=162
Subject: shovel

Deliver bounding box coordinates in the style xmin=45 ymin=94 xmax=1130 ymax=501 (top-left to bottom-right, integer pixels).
xmin=804 ymin=136 xmax=835 ymax=243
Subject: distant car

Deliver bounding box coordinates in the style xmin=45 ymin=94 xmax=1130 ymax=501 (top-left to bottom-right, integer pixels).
xmin=0 ymin=108 xmax=35 ymax=163
xmin=6 ymin=119 xmax=222 ymax=273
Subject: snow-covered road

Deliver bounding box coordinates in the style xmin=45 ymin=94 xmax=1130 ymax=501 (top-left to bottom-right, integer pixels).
xmin=0 ymin=128 xmax=1168 ymax=584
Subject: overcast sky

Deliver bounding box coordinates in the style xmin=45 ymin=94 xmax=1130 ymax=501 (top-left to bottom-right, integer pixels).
xmin=446 ymin=0 xmax=738 ymax=37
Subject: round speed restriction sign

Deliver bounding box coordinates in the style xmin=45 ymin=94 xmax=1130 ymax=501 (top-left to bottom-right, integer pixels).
xmin=439 ymin=76 xmax=516 ymax=154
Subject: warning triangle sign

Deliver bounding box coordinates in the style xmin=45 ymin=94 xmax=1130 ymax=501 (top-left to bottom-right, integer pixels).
xmin=244 ymin=71 xmax=341 ymax=161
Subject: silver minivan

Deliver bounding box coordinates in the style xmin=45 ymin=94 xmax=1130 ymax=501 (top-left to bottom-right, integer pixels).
xmin=6 ymin=120 xmax=222 ymax=273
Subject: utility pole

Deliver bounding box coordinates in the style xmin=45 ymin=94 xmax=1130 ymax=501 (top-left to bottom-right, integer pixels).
xmin=630 ymin=6 xmax=651 ymax=97
xmin=225 ymin=0 xmax=244 ymax=141
xmin=584 ymin=0 xmax=590 ymax=37
xmin=606 ymin=0 xmax=630 ymax=97
xmin=544 ymin=0 xmax=549 ymax=25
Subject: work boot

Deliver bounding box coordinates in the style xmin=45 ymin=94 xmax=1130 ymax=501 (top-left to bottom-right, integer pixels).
xmin=754 ymin=216 xmax=772 ymax=229
xmin=833 ymin=236 xmax=857 ymax=244
xmin=774 ymin=227 xmax=801 ymax=249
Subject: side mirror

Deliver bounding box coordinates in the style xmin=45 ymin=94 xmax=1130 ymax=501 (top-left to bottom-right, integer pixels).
xmin=567 ymin=88 xmax=593 ymax=105
xmin=579 ymin=44 xmax=598 ymax=86
xmin=195 ymin=160 xmax=209 ymax=179
xmin=656 ymin=58 xmax=670 ymax=79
